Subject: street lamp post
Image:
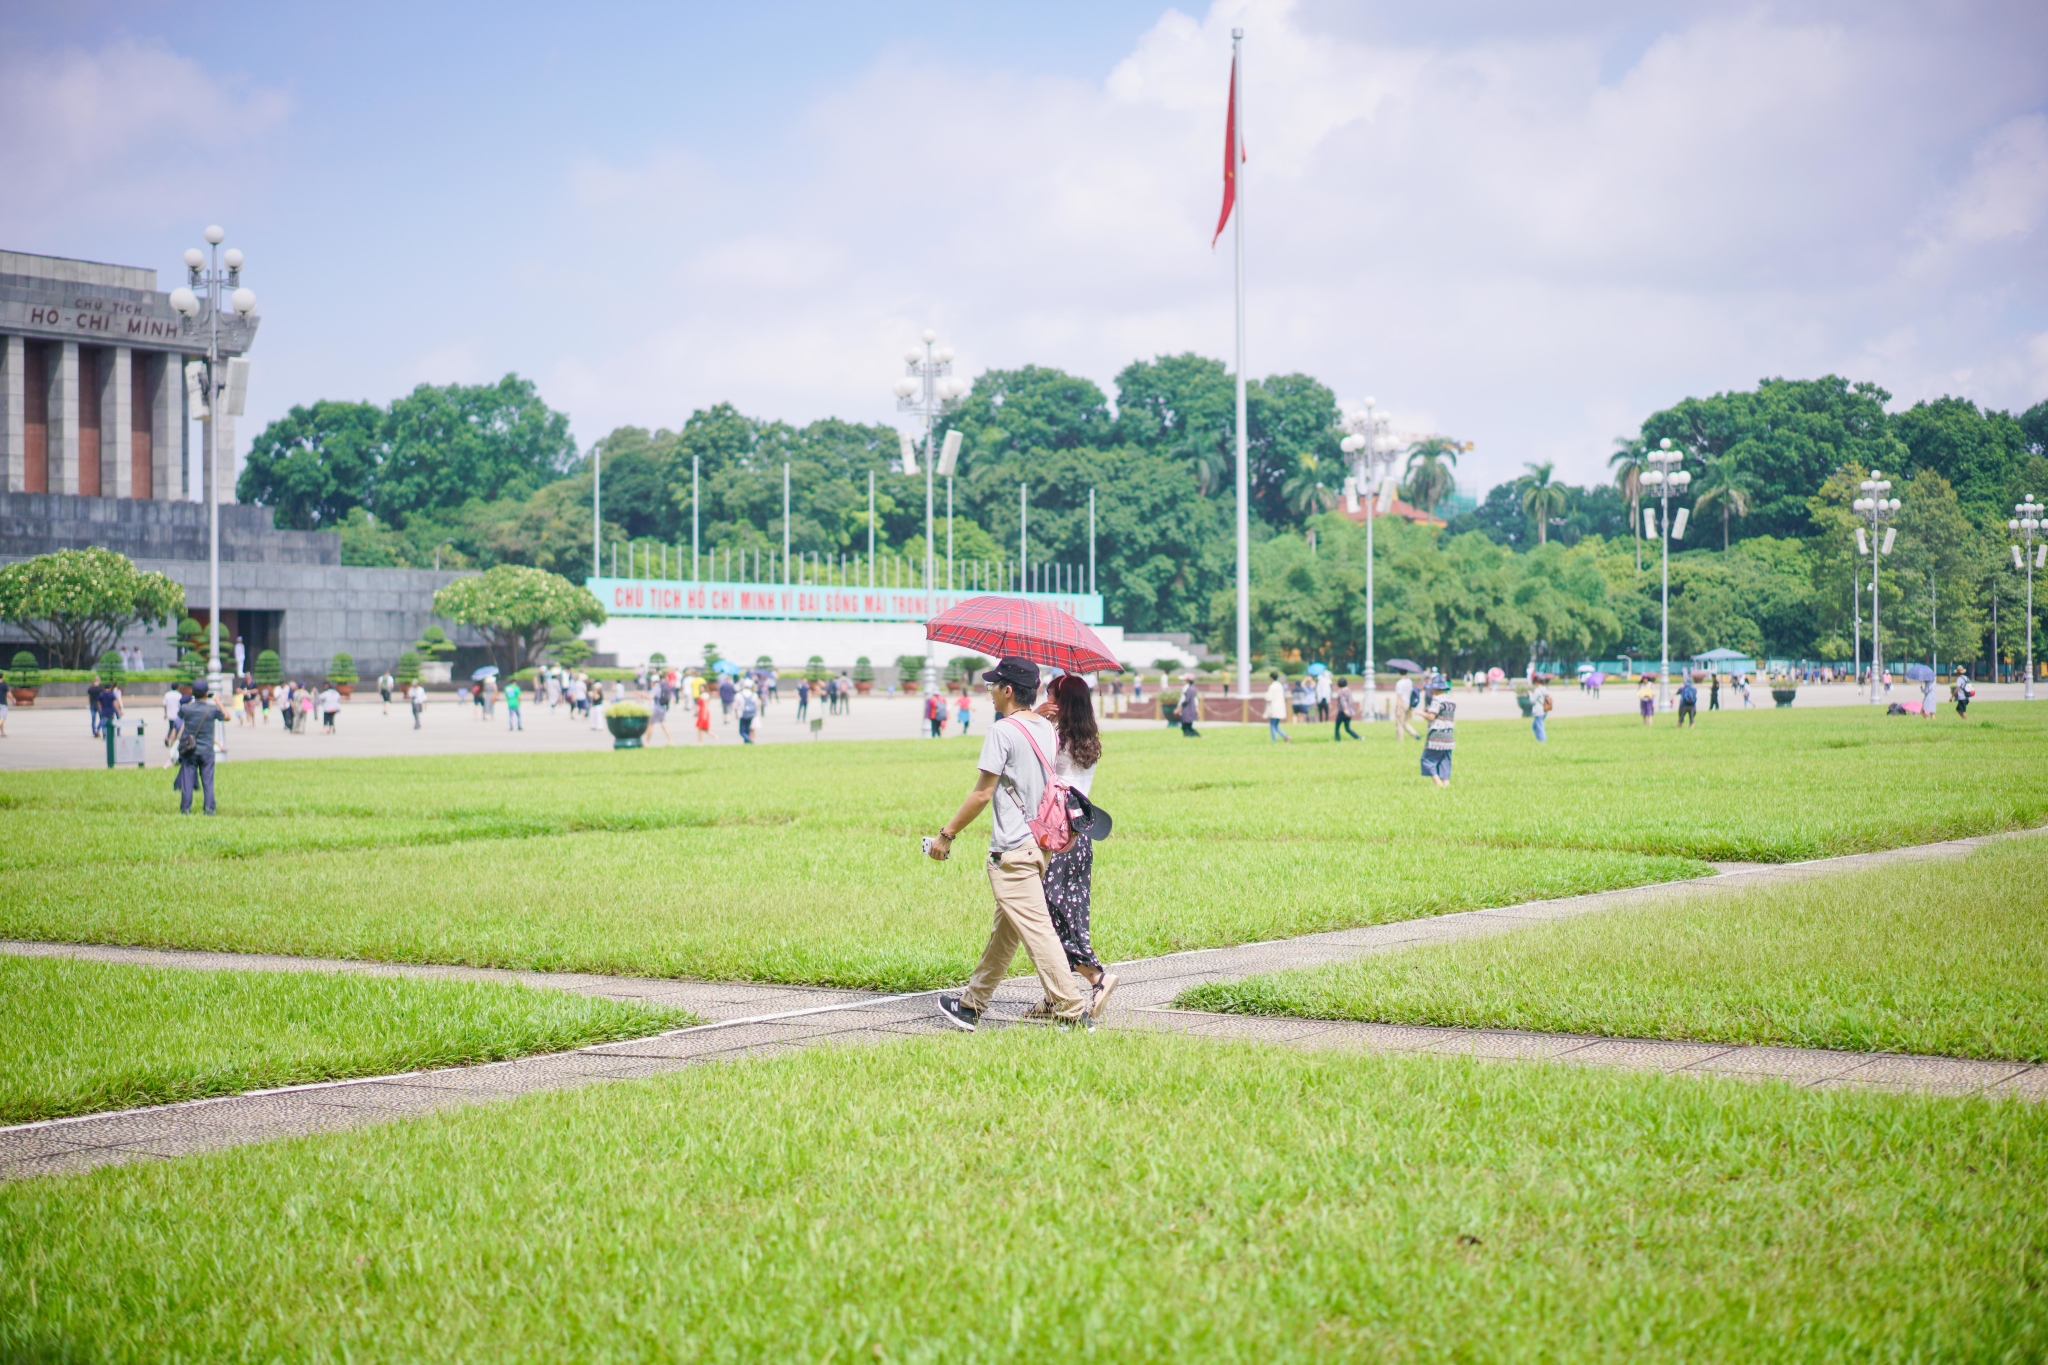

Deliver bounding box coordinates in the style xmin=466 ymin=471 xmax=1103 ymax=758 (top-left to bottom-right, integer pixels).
xmin=893 ymin=331 xmax=967 ymax=693
xmin=1339 ymin=398 xmax=1395 ymax=704
xmin=167 ymin=226 xmax=257 ymax=687
xmin=1639 ymin=438 xmax=1691 ymax=709
xmin=2010 ymin=496 xmax=2044 ymax=700
xmin=1854 ymin=473 xmax=1901 ymax=704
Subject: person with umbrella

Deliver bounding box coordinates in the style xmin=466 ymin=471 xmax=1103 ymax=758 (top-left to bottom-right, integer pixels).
xmin=926 ymin=658 xmax=1091 ymax=1032
xmin=1908 ymin=662 xmax=1937 ymax=717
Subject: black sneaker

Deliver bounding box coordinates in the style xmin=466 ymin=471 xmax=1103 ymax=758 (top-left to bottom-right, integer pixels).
xmin=936 ymin=995 xmax=981 ymax=1032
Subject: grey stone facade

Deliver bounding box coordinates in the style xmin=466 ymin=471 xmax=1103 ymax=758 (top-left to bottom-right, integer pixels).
xmin=0 ymin=491 xmax=479 ymax=678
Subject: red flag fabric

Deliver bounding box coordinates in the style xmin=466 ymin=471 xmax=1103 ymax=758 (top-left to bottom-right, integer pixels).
xmin=1211 ymin=56 xmax=1242 ymax=248
xmin=926 ymin=595 xmax=1120 ymax=675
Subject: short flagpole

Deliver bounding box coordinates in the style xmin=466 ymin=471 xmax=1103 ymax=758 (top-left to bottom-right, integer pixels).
xmin=1231 ymin=27 xmax=1251 ymax=699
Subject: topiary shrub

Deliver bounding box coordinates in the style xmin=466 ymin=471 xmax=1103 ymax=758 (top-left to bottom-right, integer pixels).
xmin=8 ymin=650 xmax=40 ymax=689
xmin=852 ymin=656 xmax=874 ymax=685
xmin=327 ymin=652 xmax=358 ymax=686
xmin=894 ymin=654 xmax=928 ymax=690
xmin=95 ymin=649 xmax=125 ymax=686
xmin=394 ymin=650 xmax=420 ymax=686
xmin=945 ymin=654 xmax=989 ymax=684
xmin=253 ymin=649 xmax=282 ymax=686
xmin=806 ymin=654 xmax=827 ymax=683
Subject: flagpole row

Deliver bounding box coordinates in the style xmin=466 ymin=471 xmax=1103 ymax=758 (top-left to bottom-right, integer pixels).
xmin=1230 ymin=28 xmax=1251 ymax=700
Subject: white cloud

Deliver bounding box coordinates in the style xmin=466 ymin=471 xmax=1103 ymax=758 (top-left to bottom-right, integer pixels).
xmin=0 ymin=40 xmax=291 ymax=243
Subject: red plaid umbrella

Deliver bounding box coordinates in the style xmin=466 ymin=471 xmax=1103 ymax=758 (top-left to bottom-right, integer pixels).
xmin=926 ymin=595 xmax=1120 ymax=674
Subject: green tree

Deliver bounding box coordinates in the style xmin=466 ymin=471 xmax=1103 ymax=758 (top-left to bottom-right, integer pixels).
xmin=1609 ymin=438 xmax=1646 ymax=570
xmin=95 ymin=649 xmax=124 ymax=686
xmin=237 ymin=399 xmax=386 ymax=529
xmin=1693 ymin=450 xmax=1759 ymax=552
xmin=1401 ymin=438 xmax=1461 ymax=516
xmin=1519 ymin=463 xmax=1569 ymax=545
xmin=432 ymin=566 xmax=605 ymax=675
xmin=551 ymin=638 xmax=595 ymax=670
xmin=1891 ymin=469 xmax=1987 ymax=670
xmin=376 ymin=375 xmax=578 ymax=526
xmin=0 ymin=548 xmax=185 ymax=669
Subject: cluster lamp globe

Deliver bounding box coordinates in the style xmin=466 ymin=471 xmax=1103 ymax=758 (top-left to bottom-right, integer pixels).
xmin=1851 ymin=472 xmax=1904 ymax=703
xmin=891 ymin=329 xmax=968 ymax=702
xmin=175 ymin=224 xmax=255 ymax=686
xmin=1338 ymin=397 xmax=1400 ymax=693
xmin=2012 ymin=497 xmax=2045 ymax=700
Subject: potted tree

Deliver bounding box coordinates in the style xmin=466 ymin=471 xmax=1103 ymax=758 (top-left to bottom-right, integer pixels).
xmin=852 ymin=656 xmax=874 ymax=695
xmin=8 ymin=650 xmax=40 ymax=706
xmin=327 ymin=652 xmax=359 ymax=699
xmin=604 ymin=699 xmax=652 ymax=748
xmin=1770 ymin=675 xmax=1798 ymax=707
xmin=413 ymin=626 xmax=457 ymax=685
xmin=393 ymin=650 xmax=420 ymax=688
xmin=253 ymin=649 xmax=283 ymax=688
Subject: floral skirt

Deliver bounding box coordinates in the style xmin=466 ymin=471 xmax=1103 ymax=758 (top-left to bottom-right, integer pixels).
xmin=1043 ymin=830 xmax=1100 ymax=970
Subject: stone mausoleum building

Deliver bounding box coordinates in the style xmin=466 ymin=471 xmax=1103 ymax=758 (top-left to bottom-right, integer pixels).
xmin=0 ymin=249 xmax=474 ymax=676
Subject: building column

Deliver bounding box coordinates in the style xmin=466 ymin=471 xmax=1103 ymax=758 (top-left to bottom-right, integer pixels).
xmin=151 ymin=353 xmax=180 ymax=500
xmin=51 ymin=340 xmax=80 ymax=495
xmin=106 ymin=347 xmax=133 ymax=499
xmin=0 ymin=336 xmax=21 ymax=493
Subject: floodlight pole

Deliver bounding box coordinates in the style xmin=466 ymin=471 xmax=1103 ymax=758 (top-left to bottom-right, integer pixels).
xmin=2012 ymin=497 xmax=2043 ymax=701
xmin=1856 ymin=473 xmax=1901 ymax=704
xmin=1641 ymin=439 xmax=1691 ymax=710
xmin=895 ymin=332 xmax=959 ymax=692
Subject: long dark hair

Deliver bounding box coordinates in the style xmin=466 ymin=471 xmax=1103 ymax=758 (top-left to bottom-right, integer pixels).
xmin=1049 ymin=673 xmax=1101 ymax=768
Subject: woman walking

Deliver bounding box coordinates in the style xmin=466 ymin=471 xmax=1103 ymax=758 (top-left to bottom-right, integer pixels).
xmin=694 ymin=686 xmax=713 ymax=743
xmin=1034 ymin=673 xmax=1118 ymax=1019
xmin=1332 ymin=677 xmax=1359 ymax=741
xmin=1637 ymin=674 xmax=1656 ymax=726
xmin=1177 ymin=674 xmax=1201 ymax=738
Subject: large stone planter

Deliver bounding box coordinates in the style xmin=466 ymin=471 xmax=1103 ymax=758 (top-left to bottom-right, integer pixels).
xmin=605 ymin=713 xmax=650 ymax=749
xmin=855 ymin=681 xmax=873 ymax=694
xmin=1771 ymin=688 xmax=1797 ymax=708
xmin=8 ymin=687 xmax=36 ymax=707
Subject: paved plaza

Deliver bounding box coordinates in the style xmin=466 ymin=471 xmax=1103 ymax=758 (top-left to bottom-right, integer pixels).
xmin=5 ymin=679 xmax=2027 ymax=771
xmin=6 ymin=826 xmax=2039 ymax=1182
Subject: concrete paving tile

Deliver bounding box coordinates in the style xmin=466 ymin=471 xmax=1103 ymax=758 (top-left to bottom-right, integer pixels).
xmin=1561 ymin=1039 xmax=1736 ymax=1072
xmin=1302 ymin=1022 xmax=1458 ymax=1054
xmin=1165 ymin=1014 xmax=1340 ymax=1044
xmin=1421 ymin=1031 xmax=1597 ymax=1061
xmin=299 ymin=1081 xmax=469 ymax=1113
xmin=21 ymin=1109 xmax=217 ymax=1149
xmin=1690 ymin=1046 xmax=1871 ymax=1081
xmin=175 ymin=1094 xmax=392 ymax=1140
xmin=1983 ymin=1068 xmax=2048 ymax=1101
xmin=0 ymin=1129 xmax=103 ymax=1162
xmin=1820 ymin=1055 xmax=2028 ymax=1095
xmin=5 ymin=1146 xmax=163 ymax=1179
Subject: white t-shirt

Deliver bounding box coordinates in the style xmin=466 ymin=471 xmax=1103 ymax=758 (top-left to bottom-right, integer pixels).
xmin=978 ymin=712 xmax=1057 ymax=853
xmin=163 ymin=689 xmax=183 ymax=723
xmin=1265 ymin=679 xmax=1288 ymax=714
xmin=1055 ymin=744 xmax=1096 ymax=798
xmin=320 ymin=688 xmax=341 ymax=713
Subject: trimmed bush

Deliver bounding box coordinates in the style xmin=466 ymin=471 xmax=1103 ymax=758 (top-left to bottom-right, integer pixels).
xmin=8 ymin=650 xmax=41 ymax=688
xmin=806 ymin=655 xmax=827 ymax=683
xmin=95 ymin=649 xmax=125 ymax=686
xmin=852 ymin=656 xmax=873 ymax=684
xmin=253 ymin=649 xmax=283 ymax=686
xmin=394 ymin=651 xmax=420 ymax=686
xmin=893 ymin=654 xmax=928 ymax=688
xmin=327 ymin=653 xmax=358 ymax=687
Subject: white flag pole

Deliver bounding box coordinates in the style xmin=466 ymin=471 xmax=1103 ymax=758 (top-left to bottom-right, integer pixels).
xmin=1231 ymin=27 xmax=1251 ymax=700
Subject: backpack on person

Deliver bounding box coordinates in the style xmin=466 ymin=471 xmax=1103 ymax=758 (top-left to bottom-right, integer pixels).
xmin=999 ymin=715 xmax=1074 ymax=854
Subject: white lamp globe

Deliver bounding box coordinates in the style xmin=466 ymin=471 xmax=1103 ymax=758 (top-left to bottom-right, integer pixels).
xmin=223 ymin=248 xmax=244 ymax=270
xmin=1362 ymin=396 xmax=1376 ymax=408
xmin=204 ymin=225 xmax=225 ymax=245
xmin=1340 ymin=434 xmax=1365 ymax=453
xmin=183 ymin=248 xmax=205 ymax=270
xmin=921 ymin=328 xmax=937 ymax=344
xmin=232 ymin=287 xmax=257 ymax=316
xmin=2012 ymin=519 xmax=2022 ymax=530
xmin=1659 ymin=437 xmax=1672 ymax=450
xmin=169 ymin=287 xmax=199 ymax=316
xmin=903 ymin=348 xmax=922 ymax=365
xmin=935 ymin=346 xmax=954 ymax=363
xmin=892 ymin=378 xmax=917 ymax=399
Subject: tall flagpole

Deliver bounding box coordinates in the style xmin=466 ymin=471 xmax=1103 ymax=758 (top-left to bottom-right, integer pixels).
xmin=1231 ymin=27 xmax=1251 ymax=700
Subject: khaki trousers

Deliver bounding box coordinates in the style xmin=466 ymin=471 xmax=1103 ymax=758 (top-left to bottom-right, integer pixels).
xmin=960 ymin=844 xmax=1087 ymax=1020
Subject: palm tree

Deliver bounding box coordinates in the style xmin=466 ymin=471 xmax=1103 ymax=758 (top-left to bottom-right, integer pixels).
xmin=1609 ymin=438 xmax=1645 ymax=570
xmin=1693 ymin=450 xmax=1755 ymax=552
xmin=1401 ymin=437 xmax=1461 ymax=515
xmin=1281 ymin=455 xmax=1337 ymax=519
xmin=1175 ymin=423 xmax=1232 ymax=498
xmin=1519 ymin=461 xmax=1569 ymax=545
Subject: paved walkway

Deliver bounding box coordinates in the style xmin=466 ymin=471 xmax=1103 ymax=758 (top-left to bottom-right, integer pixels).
xmin=4 ymin=827 xmax=2040 ymax=1180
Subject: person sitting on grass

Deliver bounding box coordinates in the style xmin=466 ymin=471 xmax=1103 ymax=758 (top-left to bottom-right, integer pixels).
xmin=927 ymin=658 xmax=1091 ymax=1033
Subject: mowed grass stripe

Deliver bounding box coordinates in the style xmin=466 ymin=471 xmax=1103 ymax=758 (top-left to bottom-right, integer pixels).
xmin=3 ymin=1033 xmax=2043 ymax=1362
xmin=1181 ymin=836 xmax=2048 ymax=1062
xmin=0 ymin=955 xmax=696 ymax=1124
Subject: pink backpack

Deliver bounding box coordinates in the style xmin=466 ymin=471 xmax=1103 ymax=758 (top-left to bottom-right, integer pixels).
xmin=1001 ymin=716 xmax=1074 ymax=854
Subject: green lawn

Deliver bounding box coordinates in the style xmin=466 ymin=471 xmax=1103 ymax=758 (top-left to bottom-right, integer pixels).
xmin=0 ymin=956 xmax=694 ymax=1123
xmin=1181 ymin=835 xmax=2048 ymax=1061
xmin=2 ymin=705 xmax=2042 ymax=989
xmin=4 ymin=1032 xmax=2043 ymax=1362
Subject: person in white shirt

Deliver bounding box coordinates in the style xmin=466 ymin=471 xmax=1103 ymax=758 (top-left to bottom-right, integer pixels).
xmin=162 ymin=685 xmax=186 ymax=748
xmin=408 ymin=680 xmax=427 ymax=730
xmin=926 ymin=658 xmax=1089 ymax=1032
xmin=319 ymin=685 xmax=342 ymax=734
xmin=1264 ymin=672 xmax=1292 ymax=743
xmin=1315 ymin=670 xmax=1333 ymax=721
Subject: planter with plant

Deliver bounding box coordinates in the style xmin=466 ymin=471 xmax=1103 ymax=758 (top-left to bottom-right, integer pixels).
xmin=253 ymin=649 xmax=283 ymax=687
xmin=1771 ymin=682 xmax=1798 ymax=708
xmin=603 ymin=699 xmax=652 ymax=749
xmin=8 ymin=650 xmax=40 ymax=705
xmin=852 ymin=656 xmax=874 ymax=694
xmin=327 ymin=652 xmax=358 ymax=699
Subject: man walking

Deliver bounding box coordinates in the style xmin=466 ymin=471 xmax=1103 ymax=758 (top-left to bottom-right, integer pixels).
xmin=1393 ymin=673 xmax=1422 ymax=740
xmin=1530 ymin=678 xmax=1551 ymax=743
xmin=1675 ymin=675 xmax=1698 ymax=728
xmin=162 ymin=681 xmax=188 ymax=749
xmin=409 ymin=678 xmax=426 ymax=729
xmin=927 ymin=658 xmax=1090 ymax=1032
xmin=175 ymin=680 xmax=227 ymax=815
xmin=505 ymin=678 xmax=523 ymax=730
xmin=1332 ymin=677 xmax=1360 ymax=741
xmin=379 ymin=670 xmax=395 ymax=713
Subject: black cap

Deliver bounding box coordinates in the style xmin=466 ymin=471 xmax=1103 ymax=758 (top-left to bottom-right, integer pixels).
xmin=981 ymin=657 xmax=1040 ymax=691
xmin=191 ymin=679 xmax=210 ymax=697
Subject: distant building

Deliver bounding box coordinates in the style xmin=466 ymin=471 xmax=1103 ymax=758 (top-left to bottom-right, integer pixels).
xmin=0 ymin=249 xmax=476 ymax=676
xmin=1339 ymin=493 xmax=1447 ymax=530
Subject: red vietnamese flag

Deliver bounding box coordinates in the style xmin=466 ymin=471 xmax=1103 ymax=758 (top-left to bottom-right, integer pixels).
xmin=1211 ymin=56 xmax=1244 ymax=247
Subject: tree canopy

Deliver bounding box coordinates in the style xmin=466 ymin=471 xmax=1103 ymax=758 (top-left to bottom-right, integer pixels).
xmin=0 ymin=549 xmax=185 ymax=669
xmin=432 ymin=566 xmax=605 ymax=675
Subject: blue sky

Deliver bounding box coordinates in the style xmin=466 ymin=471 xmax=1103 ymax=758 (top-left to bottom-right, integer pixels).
xmin=4 ymin=1 xmax=2045 ymax=494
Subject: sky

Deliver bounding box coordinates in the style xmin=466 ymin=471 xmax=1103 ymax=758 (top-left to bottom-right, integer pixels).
xmin=4 ymin=0 xmax=2046 ymax=496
